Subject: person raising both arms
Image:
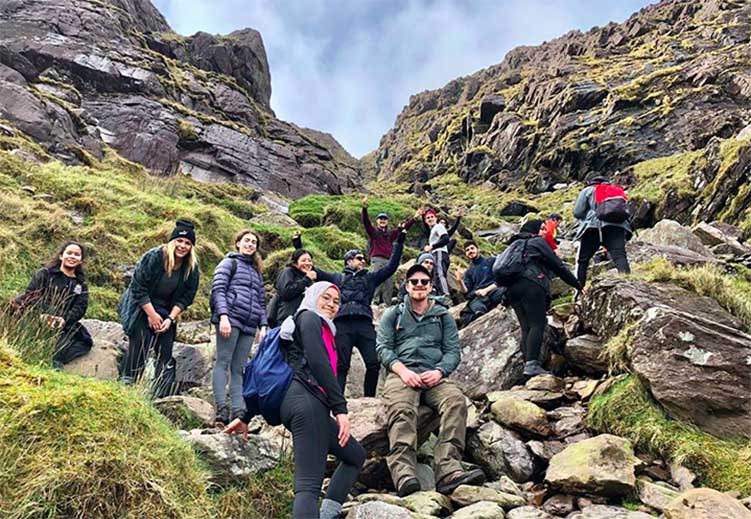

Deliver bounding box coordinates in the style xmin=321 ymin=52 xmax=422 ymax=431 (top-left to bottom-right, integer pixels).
xmin=13 ymin=240 xmax=92 ymax=369
xmin=361 ymin=196 xmax=422 ymax=305
xmin=210 ymin=229 xmax=268 ymax=426
xmin=422 ymin=209 xmax=454 ymax=297
xmin=117 ymin=219 xmax=200 ymax=397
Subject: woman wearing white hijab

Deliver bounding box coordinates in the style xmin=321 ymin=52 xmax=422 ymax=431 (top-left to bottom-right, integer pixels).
xmin=228 ymin=281 xmax=365 ymax=518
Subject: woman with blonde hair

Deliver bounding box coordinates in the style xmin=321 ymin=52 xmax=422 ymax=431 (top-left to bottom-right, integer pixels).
xmin=117 ymin=219 xmax=200 ymax=396
xmin=210 ymin=228 xmax=267 ymax=425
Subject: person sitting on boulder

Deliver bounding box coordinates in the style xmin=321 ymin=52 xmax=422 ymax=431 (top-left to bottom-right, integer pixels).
xmin=396 ymin=252 xmax=438 ymax=300
xmin=456 ymin=241 xmax=505 ymax=327
xmin=376 ymin=263 xmax=485 ymax=497
xmin=225 ymin=282 xmax=366 ymax=519
xmin=422 ymin=210 xmax=452 ymax=296
xmin=13 ymin=240 xmax=92 ymax=369
xmin=503 ymin=219 xmax=580 ymax=377
xmin=117 ymin=219 xmax=200 ymax=397
xmin=361 ymin=196 xmax=422 ymax=305
xmin=574 ymin=174 xmax=632 ymax=288
xmin=210 ymin=229 xmax=268 ymax=426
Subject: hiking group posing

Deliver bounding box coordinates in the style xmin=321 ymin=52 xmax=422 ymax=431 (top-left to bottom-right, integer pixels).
xmin=11 ymin=174 xmax=632 ymax=519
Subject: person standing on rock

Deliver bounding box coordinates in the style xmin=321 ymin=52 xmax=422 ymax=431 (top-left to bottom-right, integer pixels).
xmin=573 ymin=175 xmax=632 ymax=288
xmin=13 ymin=240 xmax=92 ymax=369
xmin=502 ymin=219 xmax=580 ymax=377
xmin=456 ymin=241 xmax=505 ymax=327
xmin=422 ymin=209 xmax=452 ymax=297
xmin=117 ymin=219 xmax=200 ymax=397
xmin=210 ymin=229 xmax=268 ymax=426
xmin=377 ymin=263 xmax=485 ymax=497
xmin=225 ymin=282 xmax=366 ymax=519
xmin=361 ymin=196 xmax=422 ymax=305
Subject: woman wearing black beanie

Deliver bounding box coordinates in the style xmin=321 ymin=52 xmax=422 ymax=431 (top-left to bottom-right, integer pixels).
xmin=117 ymin=219 xmax=200 ymax=396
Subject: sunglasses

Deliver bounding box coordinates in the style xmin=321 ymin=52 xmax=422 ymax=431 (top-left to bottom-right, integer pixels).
xmin=407 ymin=278 xmax=431 ymax=286
xmin=355 ymin=256 xmax=366 ymax=261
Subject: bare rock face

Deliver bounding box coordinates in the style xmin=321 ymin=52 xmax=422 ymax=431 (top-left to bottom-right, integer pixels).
xmin=635 ymin=220 xmax=714 ymax=257
xmin=0 ymin=0 xmax=360 ymax=197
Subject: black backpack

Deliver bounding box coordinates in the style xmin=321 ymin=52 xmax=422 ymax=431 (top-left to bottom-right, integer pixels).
xmin=492 ymin=238 xmax=530 ymax=287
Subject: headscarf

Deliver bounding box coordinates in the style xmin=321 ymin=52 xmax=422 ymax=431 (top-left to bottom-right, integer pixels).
xmin=280 ymin=281 xmax=339 ymax=340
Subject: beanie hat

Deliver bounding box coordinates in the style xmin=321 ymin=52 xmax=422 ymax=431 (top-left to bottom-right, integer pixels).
xmin=417 ymin=252 xmax=436 ymax=265
xmin=169 ymin=219 xmax=196 ymax=245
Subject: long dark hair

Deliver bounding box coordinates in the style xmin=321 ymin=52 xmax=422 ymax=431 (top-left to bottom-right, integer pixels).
xmin=45 ymin=240 xmax=86 ymax=277
xmin=289 ymin=248 xmax=313 ymax=268
xmin=234 ymin=229 xmax=263 ymax=274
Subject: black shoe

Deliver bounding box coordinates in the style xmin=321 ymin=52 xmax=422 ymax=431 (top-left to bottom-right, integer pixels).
xmin=397 ymin=477 xmax=421 ymax=497
xmin=523 ymin=360 xmax=550 ymax=377
xmin=215 ymin=405 xmax=230 ymax=427
xmin=436 ymin=468 xmax=486 ymax=495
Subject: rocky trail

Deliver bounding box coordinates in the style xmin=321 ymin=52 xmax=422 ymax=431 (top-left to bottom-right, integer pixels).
xmin=64 ymin=218 xmax=751 ymax=519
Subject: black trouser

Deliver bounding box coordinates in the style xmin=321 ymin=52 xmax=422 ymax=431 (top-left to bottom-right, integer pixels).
xmin=507 ymin=279 xmax=548 ymax=363
xmin=433 ymin=250 xmax=450 ymax=296
xmin=335 ymin=317 xmax=379 ymax=397
xmin=460 ymin=288 xmax=506 ymax=327
xmin=120 ymin=307 xmax=177 ymax=395
xmin=576 ymin=226 xmax=630 ymax=287
xmin=52 ymin=322 xmax=92 ymax=366
xmin=281 ymin=380 xmax=366 ymax=519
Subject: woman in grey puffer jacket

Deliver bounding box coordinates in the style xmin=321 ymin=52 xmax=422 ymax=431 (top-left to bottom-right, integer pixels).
xmin=210 ymin=229 xmax=268 ymax=425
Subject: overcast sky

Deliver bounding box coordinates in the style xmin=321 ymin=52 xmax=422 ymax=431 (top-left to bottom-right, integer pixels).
xmin=152 ymin=0 xmax=654 ymax=157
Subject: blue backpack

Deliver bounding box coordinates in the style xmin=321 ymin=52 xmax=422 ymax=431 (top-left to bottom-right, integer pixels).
xmin=242 ymin=326 xmax=293 ymax=426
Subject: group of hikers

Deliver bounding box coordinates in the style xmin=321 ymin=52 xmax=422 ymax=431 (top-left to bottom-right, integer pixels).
xmin=12 ymin=174 xmax=633 ymax=518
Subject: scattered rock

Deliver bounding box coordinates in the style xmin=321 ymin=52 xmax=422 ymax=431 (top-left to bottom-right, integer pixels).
xmin=564 ymin=335 xmax=608 ymax=375
xmin=542 ymin=494 xmax=575 ymax=516
xmin=451 ymin=501 xmax=507 ymax=519
xmin=176 ymin=320 xmax=213 ymax=344
xmin=567 ymin=505 xmax=654 ymax=518
xmin=506 ymin=506 xmax=553 ymax=519
xmin=545 ymin=434 xmax=641 ymax=497
xmin=488 ymin=389 xmax=564 ymax=410
xmin=527 ymin=440 xmax=565 ymax=462
xmin=153 ymin=395 xmax=215 ymax=429
xmin=402 ymin=491 xmax=451 ymax=516
xmin=635 ymin=477 xmax=681 ymax=513
xmin=451 ymin=485 xmax=526 ymax=509
xmin=490 ymin=397 xmax=551 ymax=437
xmin=467 ymin=421 xmax=535 ymax=483
xmin=173 ymin=342 xmax=215 ymax=390
xmin=669 ymin=463 xmax=696 ymax=491
xmin=663 ymin=488 xmax=751 ymax=519
xmin=346 ymin=500 xmax=416 ymax=519
xmin=63 ymin=335 xmax=121 ymax=380
xmin=525 ymin=374 xmax=564 ymax=392
xmin=636 ymin=220 xmax=715 ymax=257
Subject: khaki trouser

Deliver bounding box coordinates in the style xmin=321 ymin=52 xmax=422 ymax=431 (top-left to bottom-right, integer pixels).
xmin=383 ymin=372 xmax=467 ymax=488
xmin=371 ymin=255 xmax=394 ymax=305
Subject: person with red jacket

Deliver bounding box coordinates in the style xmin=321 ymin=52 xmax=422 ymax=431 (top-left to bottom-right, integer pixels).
xmin=541 ymin=214 xmax=563 ymax=255
xmin=362 ymin=197 xmax=422 ymax=305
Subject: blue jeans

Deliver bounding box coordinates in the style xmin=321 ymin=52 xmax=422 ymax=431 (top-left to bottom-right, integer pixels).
xmin=212 ymin=326 xmax=255 ymax=414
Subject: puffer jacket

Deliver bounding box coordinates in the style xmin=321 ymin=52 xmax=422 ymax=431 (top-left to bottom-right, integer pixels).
xmin=376 ymin=296 xmax=461 ymax=376
xmin=211 ymin=252 xmax=267 ymax=334
xmin=573 ymin=185 xmax=633 ymax=240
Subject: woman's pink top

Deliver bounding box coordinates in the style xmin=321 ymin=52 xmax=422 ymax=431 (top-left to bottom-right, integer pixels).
xmin=321 ymin=324 xmax=337 ymax=376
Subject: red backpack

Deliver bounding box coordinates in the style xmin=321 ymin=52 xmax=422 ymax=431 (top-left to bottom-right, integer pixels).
xmin=594 ymin=184 xmax=631 ymax=224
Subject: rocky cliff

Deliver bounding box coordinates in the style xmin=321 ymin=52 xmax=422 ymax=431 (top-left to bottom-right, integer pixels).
xmin=374 ymin=0 xmax=751 ymax=232
xmin=0 ymin=0 xmax=360 ymax=198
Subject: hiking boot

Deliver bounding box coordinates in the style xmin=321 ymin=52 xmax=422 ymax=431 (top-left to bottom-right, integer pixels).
xmin=231 ymin=408 xmax=246 ymax=421
xmin=523 ymin=360 xmax=550 ymax=377
xmin=397 ymin=477 xmax=421 ymax=497
xmin=215 ymin=405 xmax=230 ymax=427
xmin=436 ymin=468 xmax=486 ymax=495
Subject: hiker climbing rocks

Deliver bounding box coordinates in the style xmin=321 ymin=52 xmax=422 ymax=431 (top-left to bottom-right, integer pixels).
xmin=422 ymin=209 xmax=452 ymax=297
xmin=117 ymin=219 xmax=200 ymax=397
xmin=224 ymin=282 xmax=365 ymax=519
xmin=361 ymin=196 xmax=422 ymax=305
xmin=494 ymin=219 xmax=580 ymax=377
xmin=377 ymin=263 xmax=485 ymax=497
xmin=13 ymin=240 xmax=92 ymax=369
xmin=541 ymin=213 xmax=563 ymax=256
xmin=574 ymin=174 xmax=632 ymax=288
xmin=456 ymin=240 xmax=505 ymax=327
xmin=210 ymin=229 xmax=268 ymax=426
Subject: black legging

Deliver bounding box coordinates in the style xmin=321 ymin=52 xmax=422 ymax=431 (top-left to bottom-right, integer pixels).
xmin=507 ymin=279 xmax=548 ymax=363
xmin=576 ymin=226 xmax=630 ymax=287
xmin=120 ymin=307 xmax=176 ymax=384
xmin=335 ymin=317 xmax=379 ymax=397
xmin=281 ymin=380 xmax=366 ymax=518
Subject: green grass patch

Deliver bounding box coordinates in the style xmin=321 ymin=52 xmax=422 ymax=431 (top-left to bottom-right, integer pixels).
xmin=0 ymin=343 xmax=214 ymax=519
xmin=587 ymin=375 xmax=751 ymax=495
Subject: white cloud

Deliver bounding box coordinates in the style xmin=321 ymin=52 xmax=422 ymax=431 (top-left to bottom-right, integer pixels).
xmin=152 ymin=0 xmax=654 ymax=157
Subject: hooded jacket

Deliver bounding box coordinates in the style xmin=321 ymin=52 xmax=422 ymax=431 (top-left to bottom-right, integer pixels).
xmin=210 ymin=252 xmax=267 ymax=334
xmin=573 ymin=185 xmax=633 ymax=240
xmin=117 ymin=246 xmax=200 ymax=336
xmin=376 ymin=295 xmax=461 ymax=376
xmin=506 ymin=233 xmax=579 ymax=293
xmin=21 ymin=266 xmax=88 ymax=326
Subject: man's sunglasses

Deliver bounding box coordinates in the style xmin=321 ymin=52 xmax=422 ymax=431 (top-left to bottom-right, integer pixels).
xmin=407 ymin=278 xmax=431 ymax=286
xmin=355 ymin=256 xmax=366 ymax=261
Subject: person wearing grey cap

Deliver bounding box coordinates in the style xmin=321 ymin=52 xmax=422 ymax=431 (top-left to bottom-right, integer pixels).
xmin=361 ymin=197 xmax=422 ymax=305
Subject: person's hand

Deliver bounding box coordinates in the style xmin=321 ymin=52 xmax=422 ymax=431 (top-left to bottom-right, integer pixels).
xmin=292 ymin=231 xmax=301 ymax=240
xmin=456 ymin=207 xmax=465 ymax=218
xmin=423 ymin=244 xmax=432 ymax=252
xmin=475 ymin=287 xmax=486 ymax=298
xmin=420 ymin=370 xmax=443 ymax=388
xmin=219 ymin=315 xmax=232 ymax=338
xmin=305 ymin=269 xmax=317 ymax=281
xmin=455 ymin=268 xmax=466 ymax=281
xmin=223 ymin=418 xmax=249 ymax=441
xmin=335 ymin=413 xmax=351 ymax=447
xmin=399 ymin=367 xmax=424 ymax=388
xmin=157 ymin=316 xmax=173 ymax=334
xmin=257 ymin=326 xmax=267 ymax=344
xmin=414 ymin=207 xmax=424 ymax=218
xmin=40 ymin=314 xmax=64 ymax=329
xmin=362 ymin=196 xmax=368 ymax=208
xmin=147 ymin=312 xmax=164 ymax=332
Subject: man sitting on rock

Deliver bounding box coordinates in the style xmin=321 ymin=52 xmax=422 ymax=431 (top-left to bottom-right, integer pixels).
xmin=456 ymin=241 xmax=505 ymax=327
xmin=376 ymin=264 xmax=485 ymax=497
